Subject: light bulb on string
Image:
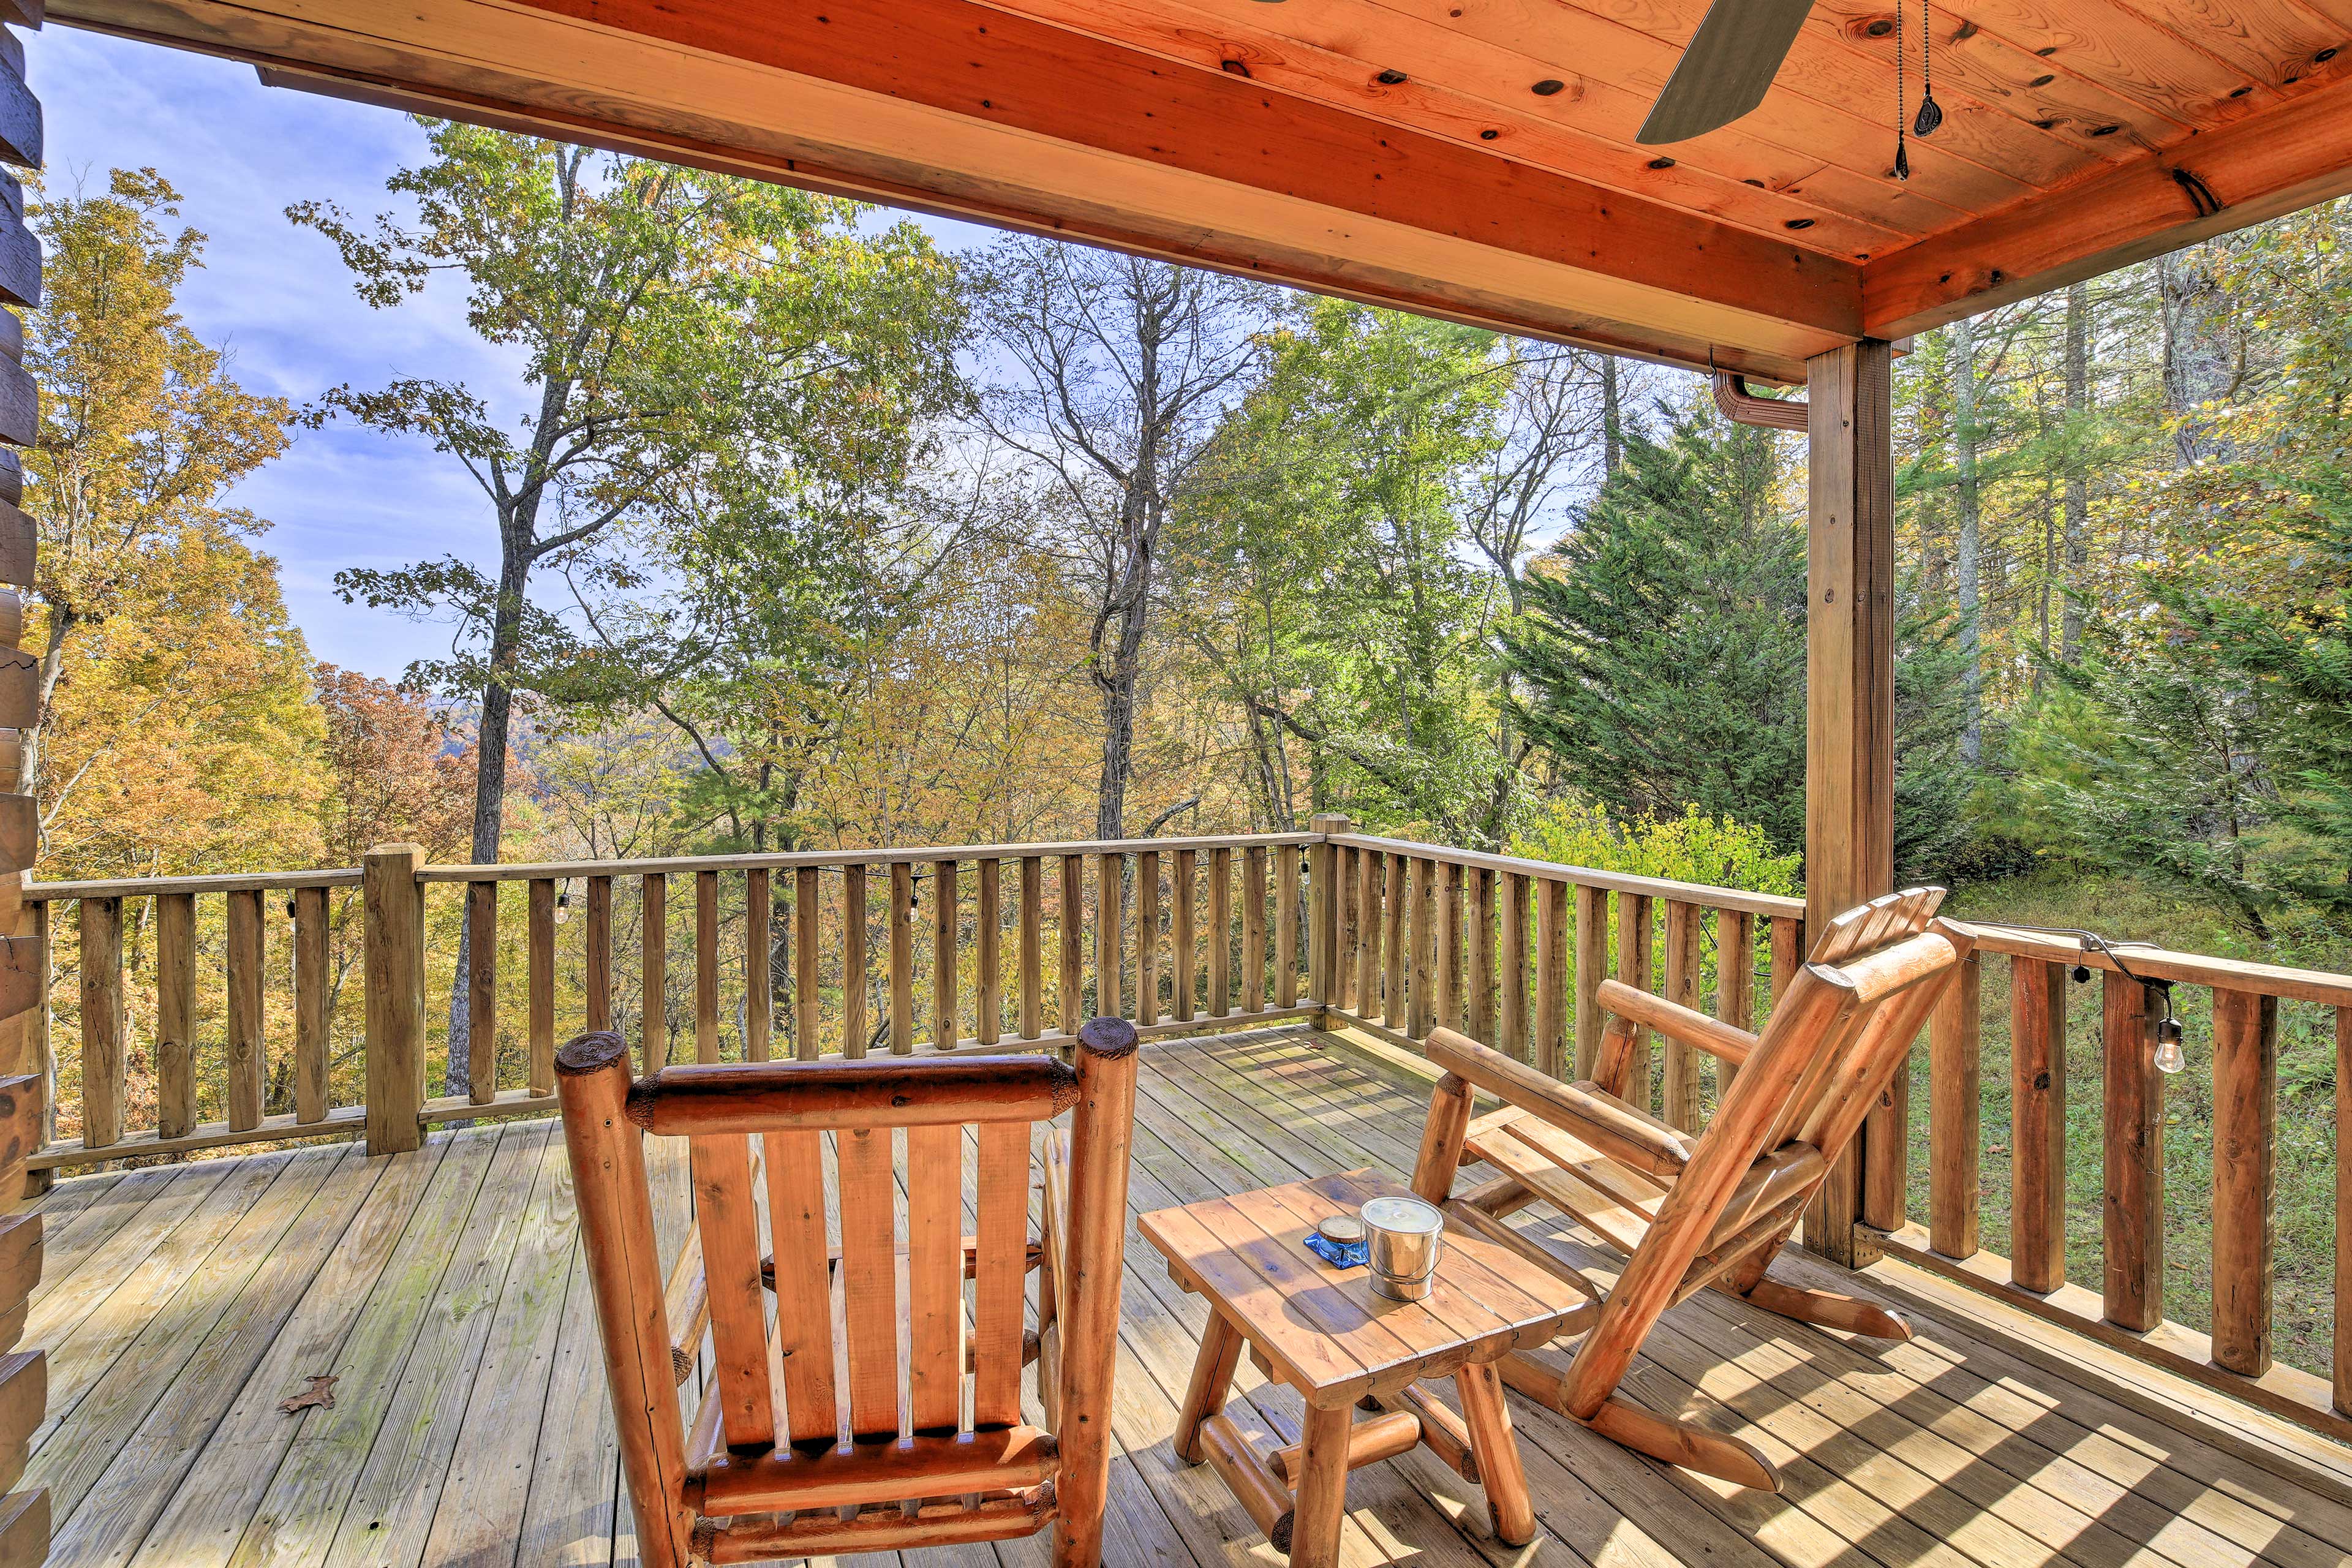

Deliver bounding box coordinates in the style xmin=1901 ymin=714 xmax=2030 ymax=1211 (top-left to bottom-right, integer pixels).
xmin=2152 ymin=985 xmax=2186 ymax=1074
xmin=556 ymin=886 xmax=572 ymax=926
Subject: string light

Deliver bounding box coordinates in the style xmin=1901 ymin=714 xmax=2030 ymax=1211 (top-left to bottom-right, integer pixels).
xmin=555 ymin=881 xmax=572 ymax=926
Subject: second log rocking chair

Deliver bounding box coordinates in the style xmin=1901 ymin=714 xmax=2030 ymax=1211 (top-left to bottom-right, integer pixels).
xmin=556 ymin=1017 xmax=1140 ymax=1568
xmin=1408 ymin=888 xmax=1972 ymax=1493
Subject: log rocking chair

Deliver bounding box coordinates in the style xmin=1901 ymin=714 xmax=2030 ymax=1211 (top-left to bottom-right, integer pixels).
xmin=555 ymin=1017 xmax=1140 ymax=1568
xmin=1407 ymin=889 xmax=1971 ymax=1493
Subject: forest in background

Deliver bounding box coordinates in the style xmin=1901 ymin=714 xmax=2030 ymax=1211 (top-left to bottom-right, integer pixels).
xmin=26 ymin=126 xmax=2352 ymax=1371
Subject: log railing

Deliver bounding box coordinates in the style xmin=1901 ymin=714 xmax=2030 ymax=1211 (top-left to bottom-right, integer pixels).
xmin=1864 ymin=921 xmax=2352 ymax=1444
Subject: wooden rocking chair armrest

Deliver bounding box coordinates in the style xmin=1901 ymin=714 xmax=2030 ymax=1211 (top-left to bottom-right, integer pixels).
xmin=1594 ymin=980 xmax=1758 ymax=1066
xmin=1428 ymin=1029 xmax=1692 ymax=1177
xmin=665 ymin=1228 xmax=709 ymax=1387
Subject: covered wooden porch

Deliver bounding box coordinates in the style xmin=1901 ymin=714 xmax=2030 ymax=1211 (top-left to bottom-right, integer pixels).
xmin=26 ymin=1025 xmax=2352 ymax=1568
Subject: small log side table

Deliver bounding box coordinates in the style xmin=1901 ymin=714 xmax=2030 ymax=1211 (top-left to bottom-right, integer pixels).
xmin=1139 ymin=1168 xmax=1594 ymax=1568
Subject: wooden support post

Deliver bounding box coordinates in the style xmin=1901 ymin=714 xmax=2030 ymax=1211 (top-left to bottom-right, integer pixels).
xmin=2010 ymin=958 xmax=2068 ymax=1294
xmin=1929 ymin=950 xmax=1981 ymax=1260
xmin=1173 ymin=847 xmax=1197 ymax=1022
xmin=1310 ymin=816 xmax=1350 ymax=1007
xmin=2102 ymin=971 xmax=2165 ymax=1332
xmin=364 ymin=844 xmax=427 ymax=1156
xmin=2213 ymin=987 xmax=2278 ymax=1376
xmin=1804 ymin=337 xmax=1896 ymax=1269
xmin=1381 ymin=852 xmax=1406 ymax=1028
xmin=1437 ymin=861 xmax=1462 ymax=1034
xmin=79 ymin=896 xmax=124 ymax=1150
xmin=1355 ymin=850 xmax=1380 ymax=1019
xmin=226 ymin=889 xmax=267 ymax=1128
xmin=745 ymin=869 xmax=771 ymax=1061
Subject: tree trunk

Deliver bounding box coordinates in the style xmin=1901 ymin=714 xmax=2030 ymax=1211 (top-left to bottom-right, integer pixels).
xmin=1600 ymin=355 xmax=1623 ymax=474
xmin=443 ymin=549 xmax=528 ymax=1097
xmin=1950 ymin=315 xmax=1984 ymax=766
xmin=2061 ymin=282 xmax=2091 ymax=665
xmin=21 ymin=605 xmax=71 ymax=807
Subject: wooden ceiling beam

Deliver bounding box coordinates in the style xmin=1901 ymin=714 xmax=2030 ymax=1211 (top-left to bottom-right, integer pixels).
xmin=51 ymin=0 xmax=1863 ymax=379
xmin=1864 ymin=69 xmax=2352 ymax=339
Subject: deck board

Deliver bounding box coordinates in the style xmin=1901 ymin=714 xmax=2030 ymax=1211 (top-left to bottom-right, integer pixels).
xmin=20 ymin=1027 xmax=2352 ymax=1568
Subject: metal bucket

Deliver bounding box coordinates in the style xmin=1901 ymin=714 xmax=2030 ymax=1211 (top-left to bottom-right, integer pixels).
xmin=1360 ymin=1195 xmax=1444 ymax=1302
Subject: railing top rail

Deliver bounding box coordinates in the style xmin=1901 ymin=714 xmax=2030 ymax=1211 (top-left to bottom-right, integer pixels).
xmin=1329 ymin=832 xmax=1808 ymax=921
xmin=416 ymin=831 xmax=1321 ymax=883
xmin=1954 ymin=920 xmax=2352 ymax=1009
xmin=24 ymin=868 xmax=366 ymax=902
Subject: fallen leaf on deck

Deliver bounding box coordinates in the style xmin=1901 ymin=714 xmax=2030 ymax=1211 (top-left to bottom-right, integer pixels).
xmin=279 ymin=1375 xmax=338 ymax=1414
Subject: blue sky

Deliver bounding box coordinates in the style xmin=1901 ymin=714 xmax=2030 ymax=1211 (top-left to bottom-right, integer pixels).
xmin=34 ymin=26 xmax=992 ymax=682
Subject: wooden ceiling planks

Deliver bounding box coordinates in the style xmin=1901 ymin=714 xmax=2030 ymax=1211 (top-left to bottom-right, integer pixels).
xmin=44 ymin=0 xmax=2352 ymax=375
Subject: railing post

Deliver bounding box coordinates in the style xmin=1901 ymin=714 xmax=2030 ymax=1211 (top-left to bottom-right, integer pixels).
xmin=364 ymin=843 xmax=428 ymax=1156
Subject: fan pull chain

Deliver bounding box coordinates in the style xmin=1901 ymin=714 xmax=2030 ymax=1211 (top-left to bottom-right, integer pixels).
xmin=1913 ymin=0 xmax=1944 ymax=135
xmin=1894 ymin=1 xmax=1910 ymax=180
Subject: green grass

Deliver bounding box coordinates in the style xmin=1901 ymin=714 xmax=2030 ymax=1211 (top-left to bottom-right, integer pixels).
xmin=1909 ymin=872 xmax=2344 ymax=1379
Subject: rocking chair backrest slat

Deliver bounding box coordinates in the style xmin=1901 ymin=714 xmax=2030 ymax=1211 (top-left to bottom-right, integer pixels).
xmin=692 ymin=1131 xmax=777 ymax=1448
xmin=762 ymin=1128 xmax=837 ymax=1447
xmin=908 ymin=1123 xmax=965 ymax=1434
xmin=973 ymin=1120 xmax=1032 ymax=1428
xmin=837 ymin=1121 xmax=906 ymax=1442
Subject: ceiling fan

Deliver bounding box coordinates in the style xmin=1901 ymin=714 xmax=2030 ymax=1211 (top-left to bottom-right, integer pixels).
xmin=1637 ymin=0 xmax=1818 ymax=145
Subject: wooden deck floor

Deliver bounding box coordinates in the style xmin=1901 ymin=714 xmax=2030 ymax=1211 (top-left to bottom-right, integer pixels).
xmin=21 ymin=1027 xmax=2352 ymax=1568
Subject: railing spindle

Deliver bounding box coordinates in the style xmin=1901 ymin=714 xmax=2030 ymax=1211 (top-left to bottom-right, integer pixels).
xmin=228 ymin=888 xmax=267 ymax=1127
xmin=1572 ymin=884 xmax=1605 ymax=1077
xmin=1058 ymin=854 xmax=1083 ymax=1035
xmin=1243 ymin=845 xmax=1268 ymax=1016
xmin=1135 ymin=850 xmax=1159 ymax=1027
xmin=1714 ymin=908 xmax=1754 ymax=1097
xmin=1494 ymin=872 xmax=1526 ymax=1061
xmin=1355 ymin=850 xmax=1379 ymax=1016
xmin=1768 ymin=915 xmax=1801 ymax=1008
xmin=525 ymin=878 xmax=554 ymax=1094
xmin=745 ymin=869 xmax=771 ymax=1061
xmin=641 ymin=873 xmax=666 ymax=1071
xmin=2011 ymin=957 xmax=2068 ymax=1294
xmin=1173 ymin=847 xmax=1197 ymax=1022
xmin=1381 ymin=851 xmax=1406 ymax=1028
xmin=299 ymin=884 xmax=334 ymax=1116
xmin=1332 ymin=845 xmax=1356 ymax=1012
xmin=1095 ymin=853 xmax=1123 ymax=1020
xmin=933 ymin=859 xmax=960 ymax=1049
xmin=1534 ymin=878 xmax=1566 ymax=1079
xmin=1929 ymin=949 xmax=1981 ymax=1259
xmin=1436 ymin=861 xmax=1462 ymax=1034
xmin=1660 ymin=900 xmax=1702 ymax=1129
xmin=695 ymin=870 xmax=720 ymax=1065
xmin=2101 ymin=971 xmax=2165 ymax=1332
xmin=842 ymin=864 xmax=868 ymax=1058
xmin=1276 ymin=845 xmax=1300 ymax=1010
xmin=978 ymin=858 xmax=1002 ymax=1046
xmin=890 ymin=862 xmax=914 ymax=1054
xmin=1469 ymin=868 xmax=1497 ymax=1047
xmin=1615 ymin=892 xmax=1654 ymax=1110
xmin=154 ymin=892 xmax=194 ymax=1141
xmin=586 ymin=875 xmax=612 ymax=1033
xmin=795 ymin=866 xmax=820 ymax=1061
xmin=2212 ymin=986 xmax=2278 ymax=1376
xmin=1019 ymin=856 xmax=1042 ymax=1041
xmin=2335 ymin=1005 xmax=2351 ymax=1417
xmin=1208 ymin=846 xmax=1232 ymax=1017
xmin=1406 ymin=857 xmax=1433 ymax=1038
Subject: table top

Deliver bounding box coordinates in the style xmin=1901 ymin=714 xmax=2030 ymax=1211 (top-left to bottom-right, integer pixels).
xmin=1138 ymin=1169 xmax=1594 ymax=1407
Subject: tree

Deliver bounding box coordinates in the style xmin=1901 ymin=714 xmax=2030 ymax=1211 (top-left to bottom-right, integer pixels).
xmin=23 ymin=168 xmax=289 ymax=817
xmin=295 ymin=124 xmax=964 ymax=1091
xmin=975 ymin=240 xmax=1269 ymax=839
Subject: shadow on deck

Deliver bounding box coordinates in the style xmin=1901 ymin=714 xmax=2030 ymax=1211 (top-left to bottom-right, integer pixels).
xmin=20 ymin=1026 xmax=2352 ymax=1568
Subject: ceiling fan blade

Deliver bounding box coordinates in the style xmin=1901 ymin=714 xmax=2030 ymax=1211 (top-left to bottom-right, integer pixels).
xmin=1636 ymin=0 xmax=1817 ymax=146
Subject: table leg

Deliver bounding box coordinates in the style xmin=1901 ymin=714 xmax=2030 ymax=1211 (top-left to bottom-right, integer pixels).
xmin=1455 ymin=1362 xmax=1536 ymax=1546
xmin=1175 ymin=1311 xmax=1244 ymax=1464
xmin=1287 ymin=1401 xmax=1354 ymax=1568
